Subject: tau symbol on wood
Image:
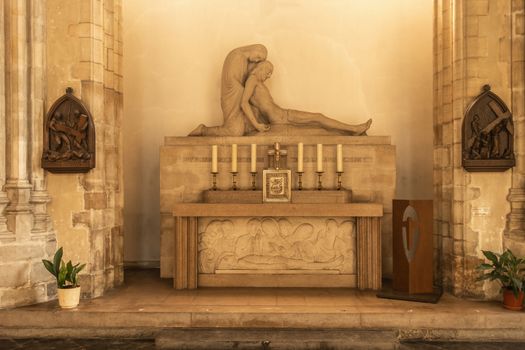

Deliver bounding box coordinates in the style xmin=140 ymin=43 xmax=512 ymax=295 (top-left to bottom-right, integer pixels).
xmin=41 ymin=87 xmax=95 ymax=173
xmin=462 ymin=85 xmax=515 ymax=172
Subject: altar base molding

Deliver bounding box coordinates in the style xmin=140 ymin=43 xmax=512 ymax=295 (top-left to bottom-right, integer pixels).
xmin=173 ymin=203 xmax=382 ymax=290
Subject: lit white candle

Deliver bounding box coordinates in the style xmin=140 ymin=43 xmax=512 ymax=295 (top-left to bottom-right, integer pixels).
xmin=297 ymin=142 xmax=304 ymax=172
xmin=316 ymin=144 xmax=323 ymax=172
xmin=250 ymin=144 xmax=257 ymax=172
xmin=211 ymin=145 xmax=218 ymax=173
xmin=336 ymin=144 xmax=343 ymax=172
xmin=231 ymin=144 xmax=238 ymax=172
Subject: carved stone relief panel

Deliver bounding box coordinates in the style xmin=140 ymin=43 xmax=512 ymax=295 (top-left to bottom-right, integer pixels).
xmin=462 ymin=85 xmax=515 ymax=172
xmin=42 ymin=88 xmax=95 ymax=173
xmin=198 ymin=217 xmax=356 ymax=274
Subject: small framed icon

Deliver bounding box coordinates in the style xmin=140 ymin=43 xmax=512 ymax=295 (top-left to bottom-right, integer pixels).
xmin=262 ymin=169 xmax=292 ymax=203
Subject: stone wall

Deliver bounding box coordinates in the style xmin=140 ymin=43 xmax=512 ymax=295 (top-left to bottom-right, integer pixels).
xmin=434 ymin=0 xmax=525 ymax=298
xmin=46 ymin=0 xmax=124 ymax=298
xmin=0 ymin=0 xmax=124 ymax=308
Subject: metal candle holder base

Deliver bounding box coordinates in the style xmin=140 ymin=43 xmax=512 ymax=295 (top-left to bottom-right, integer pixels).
xmin=337 ymin=171 xmax=343 ymax=190
xmin=316 ymin=171 xmax=324 ymax=191
xmin=250 ymin=172 xmax=257 ymax=191
xmin=231 ymin=172 xmax=238 ymax=191
xmin=211 ymin=172 xmax=218 ymax=191
xmin=296 ymin=172 xmax=304 ymax=190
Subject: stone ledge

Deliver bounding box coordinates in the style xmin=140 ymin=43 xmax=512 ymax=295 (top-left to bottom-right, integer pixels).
xmin=164 ymin=135 xmax=392 ymax=146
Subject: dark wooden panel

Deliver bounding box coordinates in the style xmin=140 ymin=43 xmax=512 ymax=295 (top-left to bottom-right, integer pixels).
xmin=393 ymin=200 xmax=433 ymax=294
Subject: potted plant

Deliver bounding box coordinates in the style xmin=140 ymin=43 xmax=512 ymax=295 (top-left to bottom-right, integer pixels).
xmin=42 ymin=247 xmax=86 ymax=309
xmin=477 ymin=249 xmax=525 ymax=311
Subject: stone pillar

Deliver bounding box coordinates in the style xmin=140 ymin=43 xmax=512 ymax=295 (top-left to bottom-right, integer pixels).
xmin=434 ymin=0 xmax=516 ymax=298
xmin=505 ymin=1 xmax=525 ymax=251
xmin=0 ymin=0 xmax=56 ymax=309
xmin=3 ymin=0 xmax=33 ymax=238
xmin=77 ymin=0 xmax=124 ymax=297
xmin=29 ymin=0 xmax=53 ymax=239
xmin=0 ymin=2 xmax=11 ymax=240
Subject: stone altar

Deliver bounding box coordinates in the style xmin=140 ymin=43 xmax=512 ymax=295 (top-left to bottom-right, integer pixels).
xmin=161 ymin=45 xmax=395 ymax=289
xmin=160 ymin=135 xmax=396 ymax=288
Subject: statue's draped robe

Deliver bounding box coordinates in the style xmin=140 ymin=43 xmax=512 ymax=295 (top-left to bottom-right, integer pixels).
xmin=215 ymin=50 xmax=250 ymax=136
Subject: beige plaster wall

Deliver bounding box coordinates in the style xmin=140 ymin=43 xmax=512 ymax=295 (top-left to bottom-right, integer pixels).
xmin=123 ymin=0 xmax=433 ymax=263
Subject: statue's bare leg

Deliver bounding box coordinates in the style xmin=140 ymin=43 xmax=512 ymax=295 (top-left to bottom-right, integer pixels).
xmin=188 ymin=122 xmax=245 ymax=136
xmin=286 ymin=110 xmax=372 ymax=135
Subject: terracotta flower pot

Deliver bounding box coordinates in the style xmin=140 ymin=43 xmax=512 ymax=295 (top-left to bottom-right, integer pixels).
xmin=57 ymin=286 xmax=81 ymax=309
xmin=502 ymin=288 xmax=524 ymax=311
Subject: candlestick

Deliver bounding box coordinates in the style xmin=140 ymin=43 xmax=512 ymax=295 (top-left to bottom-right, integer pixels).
xmin=316 ymin=171 xmax=324 ymax=191
xmin=231 ymin=144 xmax=238 ymax=173
xmin=316 ymin=144 xmax=323 ymax=172
xmin=250 ymin=144 xmax=257 ymax=172
xmin=296 ymin=171 xmax=304 ymax=190
xmin=250 ymin=171 xmax=257 ymax=191
xmin=211 ymin=145 xmax=218 ymax=173
xmin=336 ymin=171 xmax=343 ymax=190
xmin=211 ymin=172 xmax=218 ymax=191
xmin=336 ymin=144 xmax=343 ymax=173
xmin=297 ymin=143 xmax=304 ymax=173
xmin=231 ymin=172 xmax=238 ymax=191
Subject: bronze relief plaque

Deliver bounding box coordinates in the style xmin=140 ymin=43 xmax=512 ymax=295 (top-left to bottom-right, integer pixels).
xmin=42 ymin=87 xmax=95 ymax=173
xmin=462 ymin=85 xmax=515 ymax=172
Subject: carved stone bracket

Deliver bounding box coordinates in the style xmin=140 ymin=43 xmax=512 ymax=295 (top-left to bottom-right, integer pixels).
xmin=41 ymin=87 xmax=95 ymax=173
xmin=462 ymin=85 xmax=515 ymax=172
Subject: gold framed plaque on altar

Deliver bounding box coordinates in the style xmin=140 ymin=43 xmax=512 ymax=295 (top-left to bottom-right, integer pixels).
xmin=262 ymin=169 xmax=292 ymax=203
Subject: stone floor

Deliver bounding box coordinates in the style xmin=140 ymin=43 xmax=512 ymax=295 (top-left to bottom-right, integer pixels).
xmin=0 ymin=339 xmax=524 ymax=350
xmin=1 ymin=269 xmax=525 ymax=349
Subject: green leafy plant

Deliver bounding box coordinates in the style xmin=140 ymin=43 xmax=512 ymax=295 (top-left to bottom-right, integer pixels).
xmin=42 ymin=247 xmax=86 ymax=289
xmin=476 ymin=249 xmax=525 ymax=298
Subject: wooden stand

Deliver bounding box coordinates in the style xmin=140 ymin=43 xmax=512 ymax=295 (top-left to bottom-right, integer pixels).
xmin=392 ymin=200 xmax=433 ymax=294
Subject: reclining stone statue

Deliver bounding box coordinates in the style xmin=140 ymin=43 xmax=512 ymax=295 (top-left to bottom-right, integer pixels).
xmin=189 ymin=45 xmax=371 ymax=136
xmin=241 ymin=61 xmax=371 ymax=135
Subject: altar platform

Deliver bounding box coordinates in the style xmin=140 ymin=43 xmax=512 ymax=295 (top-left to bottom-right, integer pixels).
xmin=1 ymin=269 xmax=525 ymax=348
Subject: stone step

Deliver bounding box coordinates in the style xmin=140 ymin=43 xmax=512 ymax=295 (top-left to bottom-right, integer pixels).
xmin=155 ymin=328 xmax=398 ymax=350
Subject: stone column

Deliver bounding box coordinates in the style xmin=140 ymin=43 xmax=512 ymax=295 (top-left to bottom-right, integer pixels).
xmin=434 ymin=0 xmax=515 ymax=298
xmin=62 ymin=0 xmax=124 ymax=298
xmin=3 ymin=0 xmax=33 ymax=238
xmin=505 ymin=1 xmax=525 ymax=249
xmin=0 ymin=0 xmax=56 ymax=309
xmin=0 ymin=2 xmax=11 ymax=240
xmin=29 ymin=0 xmax=53 ymax=238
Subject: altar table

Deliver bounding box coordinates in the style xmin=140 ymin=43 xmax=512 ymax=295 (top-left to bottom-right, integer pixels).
xmin=172 ymin=203 xmax=382 ymax=290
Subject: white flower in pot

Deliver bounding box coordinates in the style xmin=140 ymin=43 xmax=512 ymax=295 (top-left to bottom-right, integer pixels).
xmin=42 ymin=247 xmax=86 ymax=309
